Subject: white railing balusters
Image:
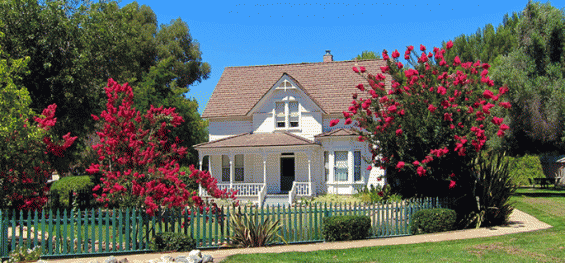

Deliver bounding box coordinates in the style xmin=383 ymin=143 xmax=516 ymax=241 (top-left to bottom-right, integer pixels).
xmin=200 ymin=183 xmax=264 ymax=197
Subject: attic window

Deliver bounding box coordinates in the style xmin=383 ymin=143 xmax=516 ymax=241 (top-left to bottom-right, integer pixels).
xmin=289 ymin=101 xmax=299 ymax=127
xmin=275 ymin=102 xmax=286 ymax=127
xmin=274 ymin=101 xmax=301 ymax=129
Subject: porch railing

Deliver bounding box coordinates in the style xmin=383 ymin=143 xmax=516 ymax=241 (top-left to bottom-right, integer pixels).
xmin=199 ymin=183 xmax=265 ymax=197
xmin=289 ymin=182 xmax=311 ymax=204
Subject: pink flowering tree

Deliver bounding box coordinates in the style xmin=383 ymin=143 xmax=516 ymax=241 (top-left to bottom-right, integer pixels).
xmin=87 ymin=79 xmax=235 ymax=216
xmin=331 ymin=41 xmax=511 ymax=199
xmin=0 ymin=104 xmax=77 ymax=210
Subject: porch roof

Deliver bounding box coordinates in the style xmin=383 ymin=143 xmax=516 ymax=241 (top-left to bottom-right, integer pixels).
xmin=315 ymin=128 xmax=360 ymax=138
xmin=193 ymin=132 xmax=321 ymax=149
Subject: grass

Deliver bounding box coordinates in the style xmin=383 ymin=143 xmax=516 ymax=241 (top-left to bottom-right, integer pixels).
xmin=221 ymin=188 xmax=565 ymax=263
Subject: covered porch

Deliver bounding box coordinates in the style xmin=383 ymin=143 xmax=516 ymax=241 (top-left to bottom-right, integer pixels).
xmin=193 ymin=132 xmax=322 ymax=205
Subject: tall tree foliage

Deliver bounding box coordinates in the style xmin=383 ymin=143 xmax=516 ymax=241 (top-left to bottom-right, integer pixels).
xmin=0 ymin=0 xmax=210 ymax=171
xmin=491 ymin=1 xmax=565 ymax=154
xmin=353 ymin=50 xmax=381 ymax=60
xmin=442 ymin=12 xmax=521 ymax=65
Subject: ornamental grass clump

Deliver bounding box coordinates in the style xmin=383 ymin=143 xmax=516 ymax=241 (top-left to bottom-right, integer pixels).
xmin=470 ymin=150 xmax=517 ymax=227
xmin=228 ymin=211 xmax=286 ymax=247
xmin=331 ymin=41 xmax=513 ymax=226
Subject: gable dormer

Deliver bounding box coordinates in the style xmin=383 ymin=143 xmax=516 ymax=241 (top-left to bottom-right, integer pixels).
xmin=248 ymin=74 xmax=325 ymax=137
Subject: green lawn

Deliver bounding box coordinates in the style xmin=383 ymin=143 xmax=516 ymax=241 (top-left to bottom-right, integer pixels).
xmin=221 ymin=188 xmax=565 ymax=263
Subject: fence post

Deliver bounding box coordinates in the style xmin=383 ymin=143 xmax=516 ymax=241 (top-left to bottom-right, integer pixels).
xmin=0 ymin=210 xmax=5 ymax=259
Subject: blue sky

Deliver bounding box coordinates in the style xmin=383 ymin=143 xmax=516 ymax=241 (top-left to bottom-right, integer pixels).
xmin=118 ymin=0 xmax=560 ymax=115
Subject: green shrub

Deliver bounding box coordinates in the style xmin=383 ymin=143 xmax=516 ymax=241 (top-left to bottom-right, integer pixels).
xmin=506 ymin=154 xmax=544 ymax=186
xmin=410 ymin=208 xmax=457 ymax=234
xmin=150 ymin=232 xmax=196 ymax=252
xmin=50 ymin=176 xmax=94 ymax=206
xmin=8 ymin=244 xmax=41 ymax=263
xmin=322 ymin=215 xmax=371 ymax=241
xmin=355 ymin=184 xmax=402 ymax=204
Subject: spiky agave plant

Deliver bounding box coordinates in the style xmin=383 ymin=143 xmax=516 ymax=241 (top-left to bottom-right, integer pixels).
xmin=228 ymin=210 xmax=287 ymax=247
xmin=472 ymin=150 xmax=517 ymax=227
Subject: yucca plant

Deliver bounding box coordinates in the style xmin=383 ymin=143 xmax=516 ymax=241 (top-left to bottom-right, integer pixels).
xmin=471 ymin=150 xmax=517 ymax=228
xmin=228 ymin=211 xmax=286 ymax=247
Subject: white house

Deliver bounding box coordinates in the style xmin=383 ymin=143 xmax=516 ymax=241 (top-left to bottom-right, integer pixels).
xmin=194 ymin=51 xmax=389 ymax=205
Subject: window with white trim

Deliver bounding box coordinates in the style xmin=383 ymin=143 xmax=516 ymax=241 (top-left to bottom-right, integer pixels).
xmin=354 ymin=151 xmax=361 ymax=181
xmin=235 ymin=154 xmax=244 ymax=182
xmin=274 ymin=101 xmax=300 ymax=129
xmin=275 ymin=102 xmax=285 ymax=128
xmin=222 ymin=155 xmax=230 ymax=182
xmin=334 ymin=151 xmax=348 ymax=181
xmin=289 ymin=101 xmax=299 ymax=128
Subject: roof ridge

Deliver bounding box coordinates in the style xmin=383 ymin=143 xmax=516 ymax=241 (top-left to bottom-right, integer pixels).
xmin=224 ymin=59 xmax=381 ymax=69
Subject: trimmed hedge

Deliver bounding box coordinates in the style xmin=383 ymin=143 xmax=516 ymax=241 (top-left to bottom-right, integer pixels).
xmin=322 ymin=215 xmax=371 ymax=241
xmin=410 ymin=208 xmax=457 ymax=234
xmin=506 ymin=154 xmax=544 ymax=186
xmin=49 ymin=176 xmax=94 ymax=206
xmin=151 ymin=232 xmax=196 ymax=252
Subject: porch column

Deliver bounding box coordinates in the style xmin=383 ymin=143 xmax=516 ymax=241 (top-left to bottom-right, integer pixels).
xmin=308 ymin=158 xmax=312 ymax=196
xmin=328 ymin=151 xmax=335 ymax=184
xmin=348 ymin=151 xmax=354 ymax=193
xmin=199 ymin=157 xmax=203 ymax=171
xmin=229 ymin=154 xmax=234 ymax=189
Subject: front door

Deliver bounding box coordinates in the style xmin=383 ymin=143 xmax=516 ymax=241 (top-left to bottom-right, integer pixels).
xmin=280 ymin=157 xmax=295 ymax=193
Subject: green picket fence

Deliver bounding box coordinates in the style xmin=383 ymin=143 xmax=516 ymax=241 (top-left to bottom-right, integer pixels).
xmin=0 ymin=197 xmax=450 ymax=260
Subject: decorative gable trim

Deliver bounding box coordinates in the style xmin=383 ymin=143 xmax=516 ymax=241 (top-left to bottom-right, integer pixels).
xmin=246 ymin=73 xmax=326 ymax=116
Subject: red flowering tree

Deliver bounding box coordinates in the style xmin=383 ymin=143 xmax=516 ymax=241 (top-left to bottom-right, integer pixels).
xmin=332 ymin=41 xmax=511 ymax=199
xmin=87 ymin=79 xmax=234 ymax=216
xmin=0 ymin=104 xmax=77 ymax=210
xmin=1 ymin=44 xmax=76 ymax=210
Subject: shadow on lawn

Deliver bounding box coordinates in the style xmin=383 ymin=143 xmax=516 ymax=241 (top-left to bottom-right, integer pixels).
xmin=513 ymin=187 xmax=565 ymax=198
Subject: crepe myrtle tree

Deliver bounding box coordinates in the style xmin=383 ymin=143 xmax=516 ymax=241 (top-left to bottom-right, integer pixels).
xmin=87 ymin=79 xmax=235 ymax=216
xmin=330 ymin=41 xmax=511 ymax=200
xmin=0 ymin=103 xmax=77 ymax=210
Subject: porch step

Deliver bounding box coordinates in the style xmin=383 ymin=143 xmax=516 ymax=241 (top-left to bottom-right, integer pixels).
xmin=262 ymin=194 xmax=289 ymax=207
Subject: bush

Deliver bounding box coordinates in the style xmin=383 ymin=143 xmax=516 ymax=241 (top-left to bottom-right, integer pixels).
xmin=228 ymin=211 xmax=286 ymax=247
xmin=150 ymin=232 xmax=196 ymax=252
xmin=49 ymin=175 xmax=94 ymax=206
xmin=410 ymin=208 xmax=457 ymax=234
xmin=356 ymin=184 xmax=402 ymax=204
xmin=506 ymin=154 xmax=545 ymax=186
xmin=322 ymin=215 xmax=371 ymax=241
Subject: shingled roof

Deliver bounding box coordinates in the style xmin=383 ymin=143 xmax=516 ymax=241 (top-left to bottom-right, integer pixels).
xmin=193 ymin=132 xmax=320 ymax=148
xmin=202 ymin=59 xmax=390 ymax=119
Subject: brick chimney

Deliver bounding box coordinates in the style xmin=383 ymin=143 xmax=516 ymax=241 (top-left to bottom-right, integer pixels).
xmin=323 ymin=50 xmax=333 ymax=62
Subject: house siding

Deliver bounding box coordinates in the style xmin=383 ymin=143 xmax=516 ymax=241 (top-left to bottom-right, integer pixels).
xmin=208 ymin=118 xmax=252 ymax=142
